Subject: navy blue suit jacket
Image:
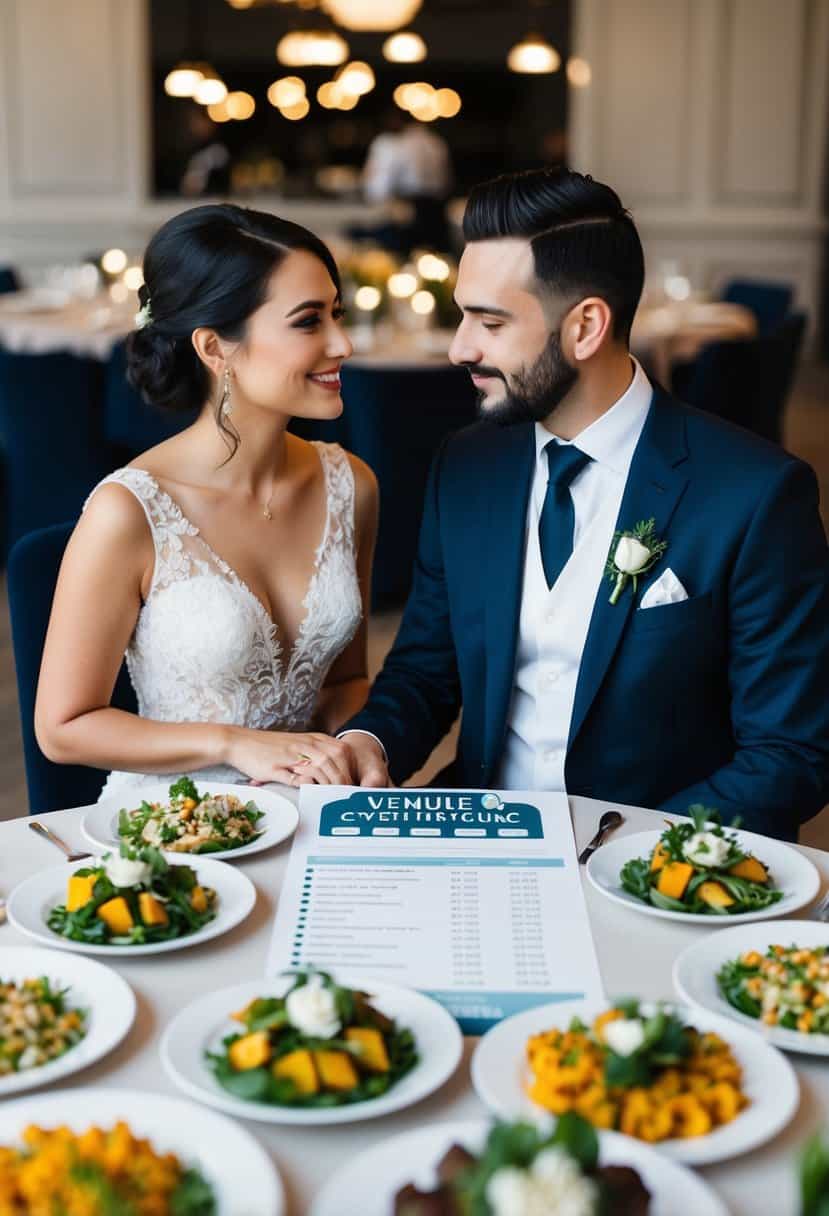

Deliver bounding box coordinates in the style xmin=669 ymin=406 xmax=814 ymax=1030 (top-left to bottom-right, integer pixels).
xmin=347 ymin=388 xmax=829 ymax=839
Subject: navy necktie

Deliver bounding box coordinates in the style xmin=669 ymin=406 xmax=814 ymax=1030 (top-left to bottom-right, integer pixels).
xmin=538 ymin=442 xmax=592 ymax=589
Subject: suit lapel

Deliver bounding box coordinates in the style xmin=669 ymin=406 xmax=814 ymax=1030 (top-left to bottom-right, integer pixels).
xmin=483 ymin=423 xmax=535 ymax=771
xmin=567 ymin=389 xmax=690 ymax=749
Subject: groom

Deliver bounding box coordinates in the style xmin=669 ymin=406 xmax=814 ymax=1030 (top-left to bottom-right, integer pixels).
xmin=338 ymin=167 xmax=829 ymax=839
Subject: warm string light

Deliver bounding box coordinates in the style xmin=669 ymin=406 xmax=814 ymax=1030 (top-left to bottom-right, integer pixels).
xmin=507 ymin=33 xmax=561 ymax=74
xmin=382 ymin=31 xmax=427 ymax=63
xmin=323 ymin=0 xmax=423 ymax=32
xmin=276 ymin=29 xmax=349 ymax=67
xmin=394 ymin=82 xmax=461 ymax=122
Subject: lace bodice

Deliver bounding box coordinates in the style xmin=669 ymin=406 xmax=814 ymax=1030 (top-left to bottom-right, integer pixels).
xmin=88 ymin=443 xmax=362 ymax=799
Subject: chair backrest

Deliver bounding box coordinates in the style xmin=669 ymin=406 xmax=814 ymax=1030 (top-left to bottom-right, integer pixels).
xmin=0 ymin=267 xmax=20 ymax=295
xmin=339 ymin=363 xmax=477 ymax=606
xmin=0 ymin=349 xmax=111 ymax=554
xmin=751 ymin=311 xmax=808 ymax=443
xmin=7 ymin=521 xmax=137 ymax=813
xmin=721 ymin=278 xmax=793 ymax=334
xmin=104 ymin=339 xmax=197 ymax=456
xmin=673 ymin=311 xmax=807 ymax=443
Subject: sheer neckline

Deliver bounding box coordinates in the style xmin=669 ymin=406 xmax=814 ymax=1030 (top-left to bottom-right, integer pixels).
xmin=125 ymin=442 xmax=333 ymax=672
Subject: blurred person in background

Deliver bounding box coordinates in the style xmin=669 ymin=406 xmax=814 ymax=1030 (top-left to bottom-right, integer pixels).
xmin=351 ymin=110 xmax=453 ymax=254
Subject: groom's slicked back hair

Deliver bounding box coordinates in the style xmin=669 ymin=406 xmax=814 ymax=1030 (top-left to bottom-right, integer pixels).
xmin=463 ymin=168 xmax=645 ymax=341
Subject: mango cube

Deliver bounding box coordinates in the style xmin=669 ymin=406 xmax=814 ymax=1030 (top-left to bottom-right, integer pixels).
xmin=138 ymin=892 xmax=169 ymax=927
xmin=228 ymin=1031 xmax=271 ymax=1071
xmin=345 ymin=1027 xmax=390 ymax=1072
xmin=272 ymin=1049 xmax=319 ymax=1095
xmin=96 ymin=896 xmax=134 ymax=935
xmin=313 ymin=1050 xmax=359 ymax=1091
xmin=67 ymin=874 xmax=96 ymax=912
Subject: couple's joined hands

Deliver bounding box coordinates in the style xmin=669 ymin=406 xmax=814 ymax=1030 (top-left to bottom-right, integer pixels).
xmin=225 ymin=725 xmax=390 ymax=788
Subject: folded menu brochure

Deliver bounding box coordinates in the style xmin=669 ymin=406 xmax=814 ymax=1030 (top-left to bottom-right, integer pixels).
xmin=266 ymin=786 xmax=605 ymax=1034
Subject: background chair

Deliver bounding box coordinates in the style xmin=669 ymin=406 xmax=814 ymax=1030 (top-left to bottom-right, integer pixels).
xmin=721 ymin=278 xmax=793 ymax=334
xmin=0 ymin=349 xmax=111 ymax=555
xmin=0 ymin=267 xmax=20 ymax=295
xmin=104 ymin=339 xmax=197 ymax=459
xmin=671 ymin=311 xmax=807 ymax=443
xmin=8 ymin=521 xmax=138 ymax=813
xmin=339 ymin=364 xmax=477 ymax=606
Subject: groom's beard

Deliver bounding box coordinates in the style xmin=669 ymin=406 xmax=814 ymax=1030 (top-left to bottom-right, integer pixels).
xmin=471 ymin=329 xmax=579 ymax=428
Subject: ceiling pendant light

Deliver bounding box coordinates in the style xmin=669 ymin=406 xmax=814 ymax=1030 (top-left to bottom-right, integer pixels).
xmin=276 ymin=28 xmax=349 ymax=67
xmin=382 ymin=30 xmax=427 ymax=63
xmin=323 ymin=0 xmax=422 ymax=33
xmin=164 ymin=62 xmax=205 ymax=97
xmin=507 ymin=32 xmax=561 ymax=74
xmin=192 ymin=66 xmax=228 ymax=105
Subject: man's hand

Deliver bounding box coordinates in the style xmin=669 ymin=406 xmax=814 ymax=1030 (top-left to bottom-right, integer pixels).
xmin=338 ymin=731 xmax=391 ymax=787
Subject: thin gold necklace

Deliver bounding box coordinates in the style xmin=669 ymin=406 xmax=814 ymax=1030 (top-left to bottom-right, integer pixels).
xmin=262 ymin=488 xmax=274 ymax=521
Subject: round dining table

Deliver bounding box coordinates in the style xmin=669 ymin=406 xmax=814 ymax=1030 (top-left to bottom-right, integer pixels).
xmin=0 ymin=288 xmax=756 ymax=377
xmin=0 ymin=792 xmax=825 ymax=1214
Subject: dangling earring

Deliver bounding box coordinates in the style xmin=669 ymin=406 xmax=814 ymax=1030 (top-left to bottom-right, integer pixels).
xmin=220 ymin=368 xmax=233 ymax=418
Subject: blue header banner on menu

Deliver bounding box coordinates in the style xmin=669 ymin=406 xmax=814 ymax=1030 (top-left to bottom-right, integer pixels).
xmin=318 ymin=790 xmax=544 ymax=839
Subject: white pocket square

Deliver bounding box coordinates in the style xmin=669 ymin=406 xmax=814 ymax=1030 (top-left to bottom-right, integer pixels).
xmin=639 ymin=568 xmax=688 ymax=609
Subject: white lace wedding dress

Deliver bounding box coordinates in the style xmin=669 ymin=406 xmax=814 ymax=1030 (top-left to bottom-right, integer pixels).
xmin=86 ymin=442 xmax=362 ymax=801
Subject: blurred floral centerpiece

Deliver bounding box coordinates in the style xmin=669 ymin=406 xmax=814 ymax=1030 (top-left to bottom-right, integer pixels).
xmin=340 ymin=247 xmax=399 ymax=323
xmin=339 ymin=244 xmax=458 ymax=330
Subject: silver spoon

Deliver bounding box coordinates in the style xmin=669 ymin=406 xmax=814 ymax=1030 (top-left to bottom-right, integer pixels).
xmin=28 ymin=821 xmax=92 ymax=862
xmin=578 ymin=810 xmax=624 ymax=865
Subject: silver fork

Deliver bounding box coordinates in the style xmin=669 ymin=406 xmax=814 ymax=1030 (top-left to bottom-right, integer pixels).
xmin=815 ymin=891 xmax=829 ymax=922
xmin=28 ymin=821 xmax=92 ymax=862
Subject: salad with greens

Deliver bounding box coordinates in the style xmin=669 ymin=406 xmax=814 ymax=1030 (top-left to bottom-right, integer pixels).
xmin=620 ymin=805 xmax=782 ymax=916
xmin=718 ymin=944 xmax=829 ymax=1034
xmin=394 ymin=1114 xmax=651 ymax=1216
xmin=117 ymin=776 xmax=264 ymax=855
xmin=0 ymin=977 xmax=87 ymax=1076
xmin=207 ymin=968 xmax=418 ymax=1108
xmin=47 ymin=846 xmax=217 ymax=946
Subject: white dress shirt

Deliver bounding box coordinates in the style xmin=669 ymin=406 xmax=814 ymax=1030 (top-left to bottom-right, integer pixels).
xmin=495 ymin=359 xmax=653 ymax=792
xmin=363 ymin=125 xmax=452 ymax=203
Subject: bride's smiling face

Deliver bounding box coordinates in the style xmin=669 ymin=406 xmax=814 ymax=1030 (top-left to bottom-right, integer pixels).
xmin=228 ymin=249 xmax=352 ymax=420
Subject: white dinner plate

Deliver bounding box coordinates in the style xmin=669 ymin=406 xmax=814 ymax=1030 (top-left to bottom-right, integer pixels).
xmin=586 ymin=828 xmax=819 ymax=925
xmin=470 ymin=996 xmax=798 ymax=1166
xmin=674 ymin=919 xmax=829 ymax=1056
xmin=82 ymin=781 xmax=299 ymax=860
xmin=308 ymin=1119 xmax=729 ymax=1216
xmin=160 ymin=974 xmax=463 ymax=1125
xmin=7 ymin=856 xmax=256 ymax=956
xmin=0 ymin=946 xmax=135 ymax=1095
xmin=0 ymin=1087 xmax=284 ymax=1215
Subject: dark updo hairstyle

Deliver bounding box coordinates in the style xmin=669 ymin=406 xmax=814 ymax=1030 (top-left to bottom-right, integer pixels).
xmin=463 ymin=167 xmax=645 ymax=341
xmin=126 ymin=203 xmax=341 ymax=453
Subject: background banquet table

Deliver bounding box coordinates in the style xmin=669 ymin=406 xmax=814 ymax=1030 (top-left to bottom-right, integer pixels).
xmin=0 ymin=792 xmax=826 ymax=1215
xmin=0 ymin=290 xmax=756 ymax=371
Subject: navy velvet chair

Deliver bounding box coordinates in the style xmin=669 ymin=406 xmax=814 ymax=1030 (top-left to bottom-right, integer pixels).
xmin=671 ymin=312 xmax=807 ymax=444
xmin=105 ymin=339 xmax=197 ymax=458
xmin=0 ymin=267 xmax=20 ymax=295
xmin=721 ymin=278 xmax=793 ymax=335
xmin=0 ymin=349 xmax=111 ymax=554
xmin=339 ymin=363 xmax=477 ymax=606
xmin=8 ymin=521 xmax=138 ymax=813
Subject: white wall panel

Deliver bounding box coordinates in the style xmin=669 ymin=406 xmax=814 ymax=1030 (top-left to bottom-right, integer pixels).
xmin=716 ymin=0 xmax=810 ymax=203
xmin=2 ymin=0 xmax=128 ymax=198
xmin=595 ymin=0 xmax=693 ymax=205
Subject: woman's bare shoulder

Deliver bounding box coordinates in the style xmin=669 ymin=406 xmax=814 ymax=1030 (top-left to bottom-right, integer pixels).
xmin=77 ymin=478 xmax=153 ymax=550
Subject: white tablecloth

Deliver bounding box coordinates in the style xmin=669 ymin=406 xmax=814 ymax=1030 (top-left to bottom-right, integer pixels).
xmin=0 ymin=794 xmax=826 ymax=1215
xmin=0 ymin=294 xmax=757 ymax=374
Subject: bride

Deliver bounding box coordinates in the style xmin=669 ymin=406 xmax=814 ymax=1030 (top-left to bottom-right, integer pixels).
xmin=34 ymin=204 xmax=378 ymax=797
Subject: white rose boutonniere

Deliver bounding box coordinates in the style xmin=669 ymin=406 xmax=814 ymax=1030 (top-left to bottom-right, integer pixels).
xmin=605 ymin=517 xmax=668 ymax=605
